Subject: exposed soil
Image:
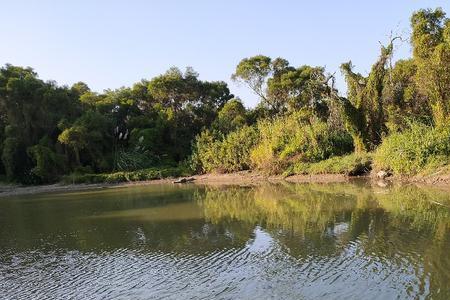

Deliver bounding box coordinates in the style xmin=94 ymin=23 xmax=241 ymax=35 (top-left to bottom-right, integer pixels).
xmin=1 ymin=170 xmax=450 ymax=198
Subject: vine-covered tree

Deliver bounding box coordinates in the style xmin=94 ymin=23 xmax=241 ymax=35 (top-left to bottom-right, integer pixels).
xmin=411 ymin=8 xmax=450 ymax=125
xmin=335 ymin=40 xmax=396 ymax=152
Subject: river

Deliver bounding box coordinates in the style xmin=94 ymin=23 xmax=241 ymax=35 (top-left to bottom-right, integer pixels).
xmin=0 ymin=182 xmax=449 ymax=299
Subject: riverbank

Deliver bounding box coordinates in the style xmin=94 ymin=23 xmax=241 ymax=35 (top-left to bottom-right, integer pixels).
xmin=2 ymin=170 xmax=450 ymax=198
xmin=0 ymin=172 xmax=349 ymax=198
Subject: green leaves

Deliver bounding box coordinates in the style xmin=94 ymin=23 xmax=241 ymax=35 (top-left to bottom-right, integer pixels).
xmin=232 ymin=55 xmax=272 ymax=100
xmin=213 ymin=98 xmax=247 ymax=134
xmin=374 ymin=122 xmax=450 ymax=175
xmin=233 ymin=55 xmax=330 ymax=117
xmin=411 ymin=8 xmax=450 ymax=125
xmin=192 ymin=126 xmax=259 ymax=173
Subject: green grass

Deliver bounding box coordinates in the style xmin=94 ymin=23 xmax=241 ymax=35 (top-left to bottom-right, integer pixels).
xmin=374 ymin=123 xmax=450 ymax=175
xmin=286 ymin=153 xmax=372 ymax=176
xmin=61 ymin=166 xmax=190 ymax=184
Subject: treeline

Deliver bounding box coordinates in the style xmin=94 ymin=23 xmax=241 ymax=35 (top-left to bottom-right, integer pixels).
xmin=0 ymin=66 xmax=233 ymax=183
xmin=1 ymin=8 xmax=450 ymax=184
xmin=192 ymin=8 xmax=450 ymax=177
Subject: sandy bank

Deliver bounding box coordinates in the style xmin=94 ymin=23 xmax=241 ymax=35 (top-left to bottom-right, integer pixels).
xmin=1 ymin=170 xmax=450 ymax=198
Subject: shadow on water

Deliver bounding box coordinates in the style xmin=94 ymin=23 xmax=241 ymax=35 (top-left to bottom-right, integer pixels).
xmin=0 ymin=181 xmax=449 ymax=299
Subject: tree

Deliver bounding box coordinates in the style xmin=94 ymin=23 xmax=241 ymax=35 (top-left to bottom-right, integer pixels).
xmin=382 ymin=59 xmax=430 ymax=131
xmin=0 ymin=64 xmax=81 ymax=180
xmin=58 ymin=126 xmax=88 ymax=166
xmin=411 ymin=8 xmax=450 ymax=125
xmin=213 ymin=98 xmax=247 ymax=134
xmin=58 ymin=111 xmax=112 ymax=170
xmin=335 ymin=39 xmax=397 ymax=152
xmin=27 ymin=137 xmax=66 ymax=183
xmin=231 ymin=55 xmax=272 ymax=101
xmin=232 ymin=55 xmax=330 ymax=117
xmin=146 ymin=67 xmax=233 ymax=161
xmin=267 ymin=65 xmax=330 ymax=117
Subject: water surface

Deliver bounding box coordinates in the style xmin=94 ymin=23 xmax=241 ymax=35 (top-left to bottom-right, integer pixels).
xmin=0 ymin=182 xmax=449 ymax=299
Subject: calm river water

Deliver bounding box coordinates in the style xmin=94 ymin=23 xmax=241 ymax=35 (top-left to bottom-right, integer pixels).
xmin=0 ymin=182 xmax=449 ymax=299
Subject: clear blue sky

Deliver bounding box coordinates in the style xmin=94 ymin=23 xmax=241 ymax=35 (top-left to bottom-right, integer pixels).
xmin=2 ymin=1 xmax=450 ymax=107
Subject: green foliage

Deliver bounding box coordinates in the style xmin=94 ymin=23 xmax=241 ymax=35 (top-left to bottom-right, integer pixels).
xmin=250 ymin=113 xmax=353 ymax=174
xmin=4 ymin=7 xmax=450 ymax=183
xmin=62 ymin=166 xmax=188 ymax=184
xmin=231 ymin=55 xmax=272 ymax=101
xmin=411 ymin=8 xmax=450 ymax=125
xmin=57 ymin=111 xmax=112 ymax=171
xmin=232 ymin=56 xmax=331 ymax=117
xmin=191 ymin=126 xmax=259 ymax=173
xmin=128 ymin=125 xmax=167 ymax=160
xmin=115 ymin=148 xmax=158 ymax=171
xmin=0 ymin=64 xmax=81 ymax=181
xmin=0 ymin=63 xmax=234 ymax=183
xmin=27 ymin=142 xmax=66 ymax=183
xmin=290 ymin=153 xmax=372 ymax=176
xmin=267 ymin=64 xmax=330 ymax=117
xmin=338 ymin=40 xmax=394 ymax=152
xmin=1 ymin=137 xmax=24 ymax=181
xmin=58 ymin=126 xmax=88 ymax=165
xmin=145 ymin=67 xmax=234 ymax=161
xmin=374 ymin=123 xmax=450 ymax=175
xmin=382 ymin=59 xmax=431 ymax=131
xmin=212 ymin=98 xmax=247 ymax=134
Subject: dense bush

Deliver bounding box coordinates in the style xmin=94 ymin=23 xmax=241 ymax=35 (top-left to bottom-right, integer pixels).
xmin=27 ymin=143 xmax=66 ymax=183
xmin=191 ymin=125 xmax=259 ymax=173
xmin=250 ymin=113 xmax=353 ymax=174
xmin=290 ymin=153 xmax=372 ymax=176
xmin=191 ymin=113 xmax=353 ymax=175
xmin=115 ymin=148 xmax=158 ymax=171
xmin=374 ymin=123 xmax=450 ymax=175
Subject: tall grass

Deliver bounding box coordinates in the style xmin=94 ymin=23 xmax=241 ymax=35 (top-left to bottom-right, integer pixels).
xmin=191 ymin=112 xmax=353 ymax=174
xmin=289 ymin=153 xmax=372 ymax=176
xmin=374 ymin=123 xmax=450 ymax=175
xmin=250 ymin=113 xmax=353 ymax=174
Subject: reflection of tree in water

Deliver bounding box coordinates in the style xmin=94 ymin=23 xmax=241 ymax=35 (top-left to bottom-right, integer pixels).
xmin=197 ymin=183 xmax=450 ymax=297
xmin=198 ymin=183 xmax=450 ymax=239
xmin=198 ymin=184 xmax=375 ymax=237
xmin=1 ymin=183 xmax=449 ymax=297
xmin=0 ymin=185 xmax=258 ymax=254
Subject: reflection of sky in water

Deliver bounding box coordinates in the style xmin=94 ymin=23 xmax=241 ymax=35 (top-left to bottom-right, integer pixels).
xmin=332 ymin=222 xmax=349 ymax=235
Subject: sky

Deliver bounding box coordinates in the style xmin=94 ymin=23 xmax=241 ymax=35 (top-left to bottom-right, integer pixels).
xmin=2 ymin=1 xmax=450 ymax=107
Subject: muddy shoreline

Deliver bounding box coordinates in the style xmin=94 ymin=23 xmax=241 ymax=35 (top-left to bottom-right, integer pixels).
xmin=1 ymin=171 xmax=450 ymax=198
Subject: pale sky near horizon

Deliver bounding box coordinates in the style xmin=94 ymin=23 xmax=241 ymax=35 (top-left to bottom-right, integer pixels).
xmin=2 ymin=1 xmax=450 ymax=107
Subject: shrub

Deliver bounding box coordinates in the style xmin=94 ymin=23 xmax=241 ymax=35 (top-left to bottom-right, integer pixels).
xmin=250 ymin=113 xmax=353 ymax=174
xmin=115 ymin=148 xmax=158 ymax=171
xmin=191 ymin=126 xmax=259 ymax=173
xmin=290 ymin=153 xmax=372 ymax=176
xmin=374 ymin=123 xmax=450 ymax=175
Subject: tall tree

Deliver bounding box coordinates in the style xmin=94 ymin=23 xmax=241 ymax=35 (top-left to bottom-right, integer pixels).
xmin=411 ymin=8 xmax=450 ymax=125
xmin=334 ymin=40 xmax=396 ymax=152
xmin=232 ymin=55 xmax=330 ymax=117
